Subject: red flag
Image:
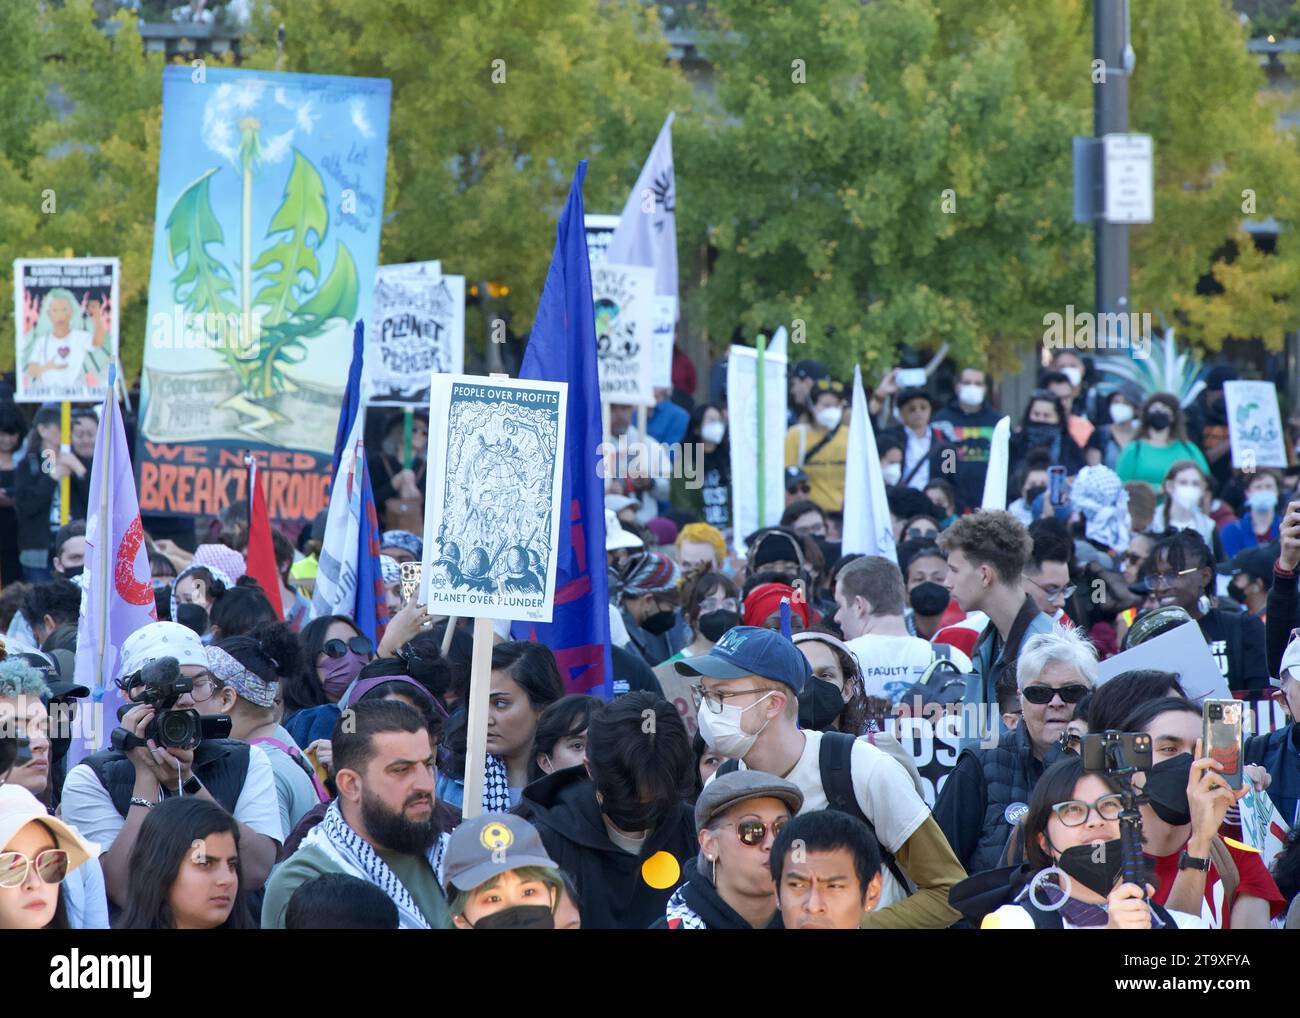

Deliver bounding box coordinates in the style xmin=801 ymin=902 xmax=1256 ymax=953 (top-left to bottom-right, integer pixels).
xmin=245 ymin=459 xmax=283 ymax=617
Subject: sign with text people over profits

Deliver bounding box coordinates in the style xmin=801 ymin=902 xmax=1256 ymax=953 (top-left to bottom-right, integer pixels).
xmin=593 ymin=262 xmax=655 ymax=407
xmin=420 ymin=375 xmax=568 ymax=623
xmin=137 ymin=67 xmax=391 ymax=525
xmin=14 ymin=258 xmax=121 ymax=404
xmin=1223 ymin=380 xmax=1287 ymax=470
xmin=363 ymin=261 xmax=466 ymax=406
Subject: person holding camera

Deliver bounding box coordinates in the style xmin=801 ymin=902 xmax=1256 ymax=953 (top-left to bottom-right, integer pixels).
xmin=1121 ymin=697 xmax=1286 ymax=929
xmin=59 ymin=622 xmax=282 ymax=909
xmin=979 ymin=755 xmax=1201 ymax=929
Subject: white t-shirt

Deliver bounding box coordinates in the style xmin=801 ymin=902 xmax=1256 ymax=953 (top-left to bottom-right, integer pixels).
xmin=844 ymin=632 xmax=972 ymax=703
xmin=904 ymin=429 xmax=932 ymax=489
xmin=60 ymin=743 xmax=284 ymax=848
xmin=983 ymin=902 xmax=1207 ymax=930
xmin=28 ymin=329 xmax=95 ymax=394
xmin=716 ymin=730 xmax=931 ymax=909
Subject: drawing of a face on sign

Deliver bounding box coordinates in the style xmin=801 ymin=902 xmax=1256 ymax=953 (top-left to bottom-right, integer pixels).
xmin=595 ymin=296 xmax=639 ymax=362
xmin=593 ymin=263 xmax=655 ymax=407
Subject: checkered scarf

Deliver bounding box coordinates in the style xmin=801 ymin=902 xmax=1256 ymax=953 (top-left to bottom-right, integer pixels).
xmin=664 ymin=885 xmax=707 ymax=930
xmin=1070 ymin=465 xmax=1131 ymax=554
xmin=482 ymin=753 xmax=512 ymax=813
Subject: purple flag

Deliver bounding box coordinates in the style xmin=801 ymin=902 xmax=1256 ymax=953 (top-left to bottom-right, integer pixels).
xmin=71 ymin=366 xmax=157 ymax=766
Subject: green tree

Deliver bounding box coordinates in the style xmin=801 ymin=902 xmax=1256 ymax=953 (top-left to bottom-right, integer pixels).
xmin=246 ymin=0 xmax=690 ymax=354
xmin=684 ymin=0 xmax=1300 ymax=373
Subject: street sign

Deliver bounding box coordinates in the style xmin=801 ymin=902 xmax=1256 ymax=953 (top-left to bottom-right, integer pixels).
xmin=1102 ymin=133 xmax=1153 ymax=224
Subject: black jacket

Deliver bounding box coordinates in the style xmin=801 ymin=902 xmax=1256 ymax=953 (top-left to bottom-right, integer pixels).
xmin=931 ymin=403 xmax=1004 ymax=511
xmin=520 ymin=765 xmax=695 ymax=930
xmin=14 ymin=451 xmax=91 ymax=554
xmin=648 ymin=856 xmax=783 ymax=929
xmin=879 ymin=425 xmax=956 ymax=491
xmin=1266 ymin=565 xmax=1299 ymax=681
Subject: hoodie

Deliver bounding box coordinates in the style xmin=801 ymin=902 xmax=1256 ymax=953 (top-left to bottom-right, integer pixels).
xmin=649 ymin=856 xmax=783 ymax=929
xmin=519 ymin=765 xmax=696 ymax=930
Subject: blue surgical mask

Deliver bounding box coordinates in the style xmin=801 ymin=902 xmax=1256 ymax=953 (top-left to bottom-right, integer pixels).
xmin=1246 ymin=490 xmax=1278 ymax=514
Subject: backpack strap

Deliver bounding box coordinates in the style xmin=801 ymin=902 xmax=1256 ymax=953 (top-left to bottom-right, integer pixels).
xmin=817 ymin=732 xmax=911 ymax=892
xmin=250 ymin=736 xmax=331 ymax=804
xmin=932 ymin=643 xmax=952 ymax=661
xmin=796 ymin=425 xmax=808 ymax=466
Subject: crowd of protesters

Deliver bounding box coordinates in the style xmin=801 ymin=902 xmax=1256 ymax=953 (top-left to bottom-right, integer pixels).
xmin=1 ymin=348 xmax=1299 ymax=932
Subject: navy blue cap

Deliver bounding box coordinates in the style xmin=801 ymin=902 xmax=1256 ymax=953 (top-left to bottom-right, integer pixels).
xmin=674 ymin=625 xmax=810 ymax=694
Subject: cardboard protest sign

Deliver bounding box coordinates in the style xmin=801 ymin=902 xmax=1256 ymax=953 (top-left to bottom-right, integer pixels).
xmin=727 ymin=343 xmax=788 ymax=554
xmin=137 ymin=67 xmax=390 ymax=525
xmin=363 ymin=261 xmax=465 ymax=405
xmin=593 ymin=262 xmax=656 ymax=406
xmin=1224 ymin=380 xmax=1287 ymax=470
xmin=14 ymin=258 xmax=120 ymax=403
xmin=420 ymin=375 xmax=568 ymax=623
xmin=1095 ymin=621 xmax=1231 ymax=702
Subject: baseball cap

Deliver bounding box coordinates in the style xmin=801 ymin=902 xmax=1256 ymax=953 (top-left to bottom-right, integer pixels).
xmin=605 ymin=508 xmax=643 ymax=551
xmin=605 ymin=494 xmax=638 ymax=514
xmin=674 ymin=625 xmax=811 ymax=694
xmin=14 ymin=650 xmax=88 ymax=701
xmin=118 ymin=621 xmax=208 ymax=679
xmin=1216 ymin=544 xmax=1276 ymax=586
xmin=0 ymin=784 xmax=98 ymax=872
xmin=792 ymin=359 xmax=829 ymax=381
xmin=896 ymin=386 xmax=935 ymax=410
xmin=784 ymin=466 xmax=809 ymax=492
xmin=443 ymin=813 xmax=557 ymax=894
xmin=1279 ymin=629 xmax=1300 ymax=685
xmin=693 ymin=769 xmax=804 ymax=831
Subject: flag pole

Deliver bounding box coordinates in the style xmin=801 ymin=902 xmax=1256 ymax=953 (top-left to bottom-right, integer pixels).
xmin=756 ymin=334 xmax=767 ymax=527
xmin=59 ymin=401 xmax=72 ymax=525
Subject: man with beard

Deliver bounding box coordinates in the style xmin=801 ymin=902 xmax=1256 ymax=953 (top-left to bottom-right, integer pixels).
xmin=262 ymin=700 xmax=452 ymax=928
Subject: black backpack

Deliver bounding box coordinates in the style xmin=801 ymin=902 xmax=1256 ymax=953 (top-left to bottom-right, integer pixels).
xmin=717 ymin=731 xmax=911 ymax=891
xmin=902 ymin=651 xmax=967 ymax=708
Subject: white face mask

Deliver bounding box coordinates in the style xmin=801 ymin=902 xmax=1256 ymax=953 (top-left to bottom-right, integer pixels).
xmin=1108 ymin=403 xmax=1134 ymax=425
xmin=881 ymin=462 xmax=903 ymax=486
xmin=700 ymin=421 xmax=726 ymax=445
xmin=815 ymin=406 xmax=843 ymax=431
xmin=957 ymin=384 xmax=985 ymax=408
xmin=1247 ymin=489 xmax=1278 ymax=514
xmin=696 ymin=691 xmax=775 ymax=758
xmin=1172 ymin=483 xmax=1203 ymax=511
xmin=1060 ymin=366 xmax=1083 ymax=388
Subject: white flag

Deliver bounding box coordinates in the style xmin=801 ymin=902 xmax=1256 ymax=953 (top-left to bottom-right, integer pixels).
xmin=727 ymin=344 xmax=787 ymax=554
xmin=606 ymin=113 xmax=677 ymax=318
xmin=841 ymin=365 xmax=896 ymax=562
xmin=767 ymin=326 xmax=788 ymax=360
xmin=980 ymin=416 xmax=1012 ymax=511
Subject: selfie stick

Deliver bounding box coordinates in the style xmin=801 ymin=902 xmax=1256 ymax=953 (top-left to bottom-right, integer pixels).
xmin=1103 ymin=740 xmax=1149 ymax=900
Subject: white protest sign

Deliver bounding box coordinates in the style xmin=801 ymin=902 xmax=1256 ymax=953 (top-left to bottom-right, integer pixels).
xmin=593 ymin=262 xmax=656 ymax=406
xmin=727 ymin=343 xmax=787 ymax=554
xmin=1095 ymin=621 xmax=1231 ymax=703
xmin=1223 ymin=380 xmax=1287 ymax=470
xmin=651 ymin=295 xmax=675 ymax=389
xmin=584 ymin=213 xmax=619 ymax=268
xmin=420 ymin=374 xmax=568 ymax=623
xmin=364 ymin=261 xmax=465 ymax=405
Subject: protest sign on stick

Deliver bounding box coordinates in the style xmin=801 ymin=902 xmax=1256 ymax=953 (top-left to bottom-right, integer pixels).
xmin=593 ymin=263 xmax=656 ymax=408
xmin=364 ymin=261 xmax=465 ymax=405
xmin=420 ymin=373 xmax=569 ymax=817
xmin=727 ymin=343 xmax=787 ymax=554
xmin=1223 ymin=380 xmax=1287 ymax=470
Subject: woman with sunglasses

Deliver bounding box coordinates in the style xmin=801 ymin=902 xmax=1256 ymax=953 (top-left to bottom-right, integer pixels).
xmin=118 ymin=797 xmax=255 ymax=929
xmin=653 ymin=769 xmax=803 ymax=929
xmin=933 ymin=627 xmax=1096 ymax=875
xmin=0 ymin=784 xmax=98 ymax=930
xmin=980 ymin=755 xmax=1200 ymax=929
xmin=282 ymin=615 xmax=375 ymax=751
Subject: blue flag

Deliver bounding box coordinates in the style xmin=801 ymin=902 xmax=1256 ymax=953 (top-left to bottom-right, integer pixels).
xmin=512 ymin=161 xmax=613 ymax=698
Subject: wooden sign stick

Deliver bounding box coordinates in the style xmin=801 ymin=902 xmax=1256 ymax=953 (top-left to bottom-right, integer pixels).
xmin=460 ymin=616 xmax=496 ymax=819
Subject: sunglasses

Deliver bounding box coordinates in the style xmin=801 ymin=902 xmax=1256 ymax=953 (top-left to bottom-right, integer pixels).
xmin=0 ymin=849 xmax=69 ymax=888
xmin=787 ymin=483 xmax=811 ymax=495
xmin=1021 ymin=683 xmax=1089 ymax=705
xmin=321 ymin=636 xmax=374 ymax=659
xmin=733 ymin=817 xmax=789 ymax=846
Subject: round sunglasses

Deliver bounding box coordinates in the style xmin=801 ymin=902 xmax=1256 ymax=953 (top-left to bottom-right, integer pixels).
xmin=731 ymin=817 xmax=789 ymax=846
xmin=0 ymin=848 xmax=69 ymax=888
xmin=321 ymin=636 xmax=374 ymax=659
xmin=1021 ymin=683 xmax=1089 ymax=706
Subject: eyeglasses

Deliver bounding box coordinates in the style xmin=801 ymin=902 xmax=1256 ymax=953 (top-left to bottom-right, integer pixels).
xmin=0 ymin=848 xmax=69 ymax=887
xmin=1021 ymin=683 xmax=1090 ymax=705
xmin=1147 ymin=566 xmax=1200 ymax=588
xmin=699 ymin=597 xmax=738 ymax=613
xmin=733 ymin=817 xmax=789 ymax=846
xmin=321 ymin=636 xmax=375 ymax=658
xmin=690 ymin=685 xmax=770 ymax=715
xmin=1025 ymin=575 xmax=1076 ymax=602
xmin=1051 ymin=794 xmax=1124 ymax=827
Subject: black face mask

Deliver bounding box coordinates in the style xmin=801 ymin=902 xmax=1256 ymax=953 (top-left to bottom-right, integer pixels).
xmin=602 ymin=797 xmax=665 ymax=834
xmin=1143 ymin=407 xmax=1172 ymax=431
xmin=1143 ymin=752 xmax=1193 ymax=826
xmin=1024 ymin=485 xmax=1047 ymax=507
xmin=57 ymin=565 xmax=84 ymax=580
xmin=1054 ymin=837 xmax=1126 ymax=898
xmin=798 ymin=675 xmax=845 ymax=730
xmin=640 ymin=609 xmax=677 ymax=636
xmin=697 ymin=609 xmax=739 ymax=643
xmin=1025 ymin=423 xmax=1059 ymax=447
xmin=909 ymin=581 xmax=950 ymax=617
xmin=470 ymin=905 xmax=555 ymax=930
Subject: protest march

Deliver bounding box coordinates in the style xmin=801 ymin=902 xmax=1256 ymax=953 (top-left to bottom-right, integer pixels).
xmin=2 ymin=0 xmax=1300 ymax=991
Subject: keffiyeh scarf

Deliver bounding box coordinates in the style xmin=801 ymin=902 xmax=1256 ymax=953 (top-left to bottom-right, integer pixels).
xmin=1069 ymin=465 xmax=1131 ymax=555
xmin=483 ymin=753 xmax=512 ymax=813
xmin=664 ymin=885 xmax=707 ymax=929
xmin=305 ymin=799 xmax=447 ymax=930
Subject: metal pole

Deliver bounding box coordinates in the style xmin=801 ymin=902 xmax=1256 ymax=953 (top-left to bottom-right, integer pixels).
xmin=1094 ymin=0 xmax=1131 ymax=345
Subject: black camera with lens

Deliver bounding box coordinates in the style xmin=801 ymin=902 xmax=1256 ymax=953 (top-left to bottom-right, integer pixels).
xmin=111 ymin=656 xmax=229 ymax=753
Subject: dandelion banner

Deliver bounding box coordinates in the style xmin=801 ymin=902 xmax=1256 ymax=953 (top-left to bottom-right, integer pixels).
xmin=137 ymin=67 xmax=391 ymax=525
